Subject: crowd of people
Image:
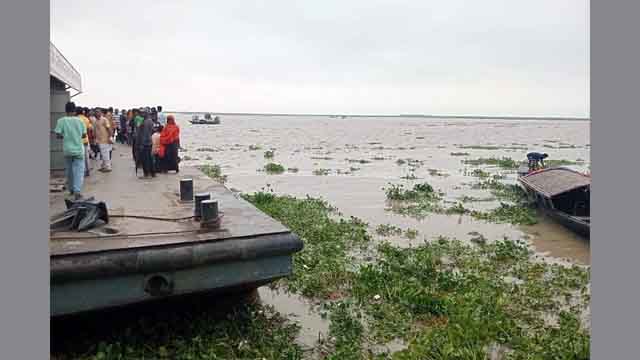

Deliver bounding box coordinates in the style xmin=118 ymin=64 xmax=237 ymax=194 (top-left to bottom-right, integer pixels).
xmin=54 ymin=102 xmax=181 ymax=200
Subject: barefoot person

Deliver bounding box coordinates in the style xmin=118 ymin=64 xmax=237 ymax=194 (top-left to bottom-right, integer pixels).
xmin=54 ymin=102 xmax=87 ymax=200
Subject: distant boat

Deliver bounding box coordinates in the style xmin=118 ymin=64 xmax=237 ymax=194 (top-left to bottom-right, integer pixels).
xmin=190 ymin=114 xmax=221 ymax=125
xmin=518 ymin=166 xmax=590 ymax=238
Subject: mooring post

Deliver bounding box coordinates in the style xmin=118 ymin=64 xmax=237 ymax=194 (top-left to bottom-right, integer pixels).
xmin=194 ymin=193 xmax=211 ymax=219
xmin=200 ymin=199 xmax=219 ymax=228
xmin=180 ymin=179 xmax=194 ymax=201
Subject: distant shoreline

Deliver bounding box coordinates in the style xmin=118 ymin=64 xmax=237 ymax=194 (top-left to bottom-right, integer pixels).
xmin=170 ymin=112 xmax=590 ymax=121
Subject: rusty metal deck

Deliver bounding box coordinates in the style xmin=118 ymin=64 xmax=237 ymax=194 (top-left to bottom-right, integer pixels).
xmin=49 ymin=146 xmax=289 ymax=257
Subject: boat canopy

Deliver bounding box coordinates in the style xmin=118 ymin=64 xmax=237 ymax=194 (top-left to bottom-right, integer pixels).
xmin=519 ymin=167 xmax=590 ymax=198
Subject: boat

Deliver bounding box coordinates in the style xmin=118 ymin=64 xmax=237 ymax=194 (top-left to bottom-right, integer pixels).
xmin=517 ymin=166 xmax=590 ymax=238
xmin=189 ymin=113 xmax=221 ymax=125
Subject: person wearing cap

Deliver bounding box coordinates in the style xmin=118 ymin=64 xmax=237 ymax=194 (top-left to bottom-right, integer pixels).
xmin=54 ymin=101 xmax=87 ymax=200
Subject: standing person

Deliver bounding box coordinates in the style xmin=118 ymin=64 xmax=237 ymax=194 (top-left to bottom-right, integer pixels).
xmin=137 ymin=112 xmax=156 ymax=178
xmin=159 ymin=114 xmax=181 ymax=173
xmin=125 ymin=110 xmax=133 ymax=145
xmin=118 ymin=110 xmax=128 ymax=144
xmin=157 ymin=105 xmax=166 ymax=126
xmin=77 ymin=107 xmax=93 ymax=177
xmin=106 ymin=108 xmax=116 ymax=159
xmin=54 ymin=102 xmax=87 ymax=200
xmin=151 ymin=125 xmax=163 ymax=173
xmin=132 ymin=109 xmax=145 ymax=168
xmin=95 ymin=109 xmax=113 ymax=172
xmin=88 ymin=109 xmax=100 ymax=160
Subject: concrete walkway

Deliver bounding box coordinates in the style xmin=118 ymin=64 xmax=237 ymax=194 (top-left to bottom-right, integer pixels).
xmin=50 ymin=144 xmax=289 ymax=256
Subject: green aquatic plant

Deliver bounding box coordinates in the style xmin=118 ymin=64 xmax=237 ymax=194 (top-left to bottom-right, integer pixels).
xmin=313 ymin=168 xmax=331 ymax=176
xmin=463 ymin=157 xmax=519 ymax=169
xmin=471 ymin=203 xmax=538 ymax=225
xmin=264 ymin=163 xmax=285 ymax=174
xmin=375 ymin=224 xmax=403 ymax=237
xmin=242 ymin=192 xmax=371 ymax=299
xmin=404 ymin=228 xmax=419 ymax=240
xmin=384 ymin=182 xmax=441 ymax=202
xmin=248 ymin=144 xmax=262 ymax=151
xmin=52 ymin=302 xmax=303 ymax=360
xmin=264 ymin=150 xmax=275 ymax=159
xmin=199 ymin=164 xmax=228 ymax=183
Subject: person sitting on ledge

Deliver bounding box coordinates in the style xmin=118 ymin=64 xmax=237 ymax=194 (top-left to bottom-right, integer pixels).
xmin=527 ymin=152 xmax=548 ymax=171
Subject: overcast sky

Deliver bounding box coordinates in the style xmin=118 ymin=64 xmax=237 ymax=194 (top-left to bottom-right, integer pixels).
xmin=51 ymin=1 xmax=589 ymax=117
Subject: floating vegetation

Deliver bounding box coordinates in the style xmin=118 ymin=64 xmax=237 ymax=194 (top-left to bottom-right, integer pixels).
xmin=239 ymin=195 xmax=590 ymax=359
xmin=375 ymin=224 xmax=403 ymax=237
xmin=311 ymin=156 xmax=333 ymax=160
xmin=196 ymin=147 xmax=217 ymax=152
xmin=445 ymin=202 xmax=469 ymax=215
xmin=428 ymin=168 xmax=449 ymax=177
xmin=468 ymin=168 xmax=491 ymax=178
xmin=400 ymin=173 xmax=418 ymax=180
xmin=458 ymin=195 xmax=495 ymax=203
xmin=471 ymin=203 xmax=538 ymax=225
xmin=313 ymin=168 xmax=331 ymax=176
xmin=264 ymin=163 xmax=285 ymax=174
xmin=52 ymin=301 xmax=304 ymax=359
xmin=347 ymin=158 xmax=372 ymax=164
xmin=348 ymin=239 xmax=590 ymax=358
xmin=468 ymin=231 xmax=488 ymax=245
xmin=450 ymin=152 xmax=470 ymax=156
xmin=199 ymin=164 xmax=228 ymax=183
xmin=472 ymin=179 xmax=529 ymax=203
xmin=264 ymin=150 xmax=275 ymax=159
xmin=396 ymin=159 xmax=407 ymax=165
xmin=463 ymin=157 xmax=519 ymax=169
xmin=384 ymin=182 xmax=442 ymax=202
xmin=287 ymin=167 xmax=299 ymax=173
xmin=404 ymin=228 xmax=419 ymax=240
xmin=248 ymin=144 xmax=262 ymax=151
xmin=242 ymin=192 xmax=371 ymax=298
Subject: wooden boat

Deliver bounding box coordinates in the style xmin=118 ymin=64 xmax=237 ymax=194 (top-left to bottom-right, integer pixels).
xmin=190 ymin=114 xmax=220 ymax=125
xmin=518 ymin=166 xmax=590 ymax=238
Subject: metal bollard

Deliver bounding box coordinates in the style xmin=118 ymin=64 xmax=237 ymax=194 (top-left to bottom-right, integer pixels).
xmin=200 ymin=200 xmax=219 ymax=228
xmin=180 ymin=179 xmax=193 ymax=201
xmin=194 ymin=193 xmax=211 ymax=219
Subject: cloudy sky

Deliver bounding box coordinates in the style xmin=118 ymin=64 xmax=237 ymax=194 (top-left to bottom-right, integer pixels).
xmin=51 ymin=1 xmax=589 ymax=117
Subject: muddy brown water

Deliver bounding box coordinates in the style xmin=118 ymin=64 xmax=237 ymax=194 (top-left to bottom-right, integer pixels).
xmin=178 ymin=114 xmax=591 ymax=349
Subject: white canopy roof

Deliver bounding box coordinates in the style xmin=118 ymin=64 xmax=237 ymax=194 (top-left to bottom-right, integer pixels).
xmin=50 ymin=42 xmax=82 ymax=92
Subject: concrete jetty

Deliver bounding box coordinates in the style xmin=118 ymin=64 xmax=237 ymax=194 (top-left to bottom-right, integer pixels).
xmin=49 ymin=146 xmax=303 ymax=316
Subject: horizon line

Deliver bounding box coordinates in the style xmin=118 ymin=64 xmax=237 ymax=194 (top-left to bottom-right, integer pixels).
xmin=167 ymin=111 xmax=590 ymax=121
